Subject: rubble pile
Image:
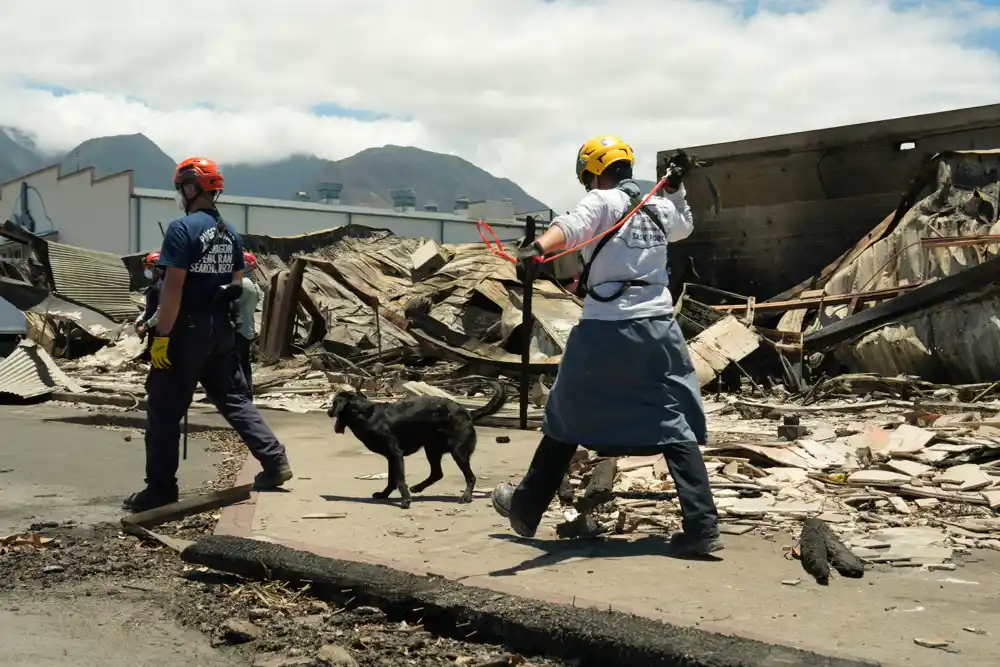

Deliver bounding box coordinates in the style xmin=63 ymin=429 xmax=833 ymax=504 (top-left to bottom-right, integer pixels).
xmin=1 ymin=151 xmax=999 ymax=559
xmin=553 ymin=380 xmax=1000 ymax=566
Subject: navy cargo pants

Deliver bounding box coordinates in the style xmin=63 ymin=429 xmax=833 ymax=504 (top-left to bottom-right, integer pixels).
xmin=144 ymin=311 xmax=285 ymax=491
xmin=235 ymin=334 xmax=253 ymax=399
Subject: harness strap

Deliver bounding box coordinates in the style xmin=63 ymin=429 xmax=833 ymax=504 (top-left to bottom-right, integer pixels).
xmin=575 ymin=186 xmax=669 ymax=302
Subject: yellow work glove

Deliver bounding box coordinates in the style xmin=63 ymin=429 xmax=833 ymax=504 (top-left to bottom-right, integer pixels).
xmin=150 ymin=335 xmax=171 ymax=369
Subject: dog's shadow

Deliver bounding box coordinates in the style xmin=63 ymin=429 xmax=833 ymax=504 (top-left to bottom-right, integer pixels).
xmin=319 ymin=493 xmax=459 ymax=506
xmin=484 ymin=533 xmax=723 ymax=577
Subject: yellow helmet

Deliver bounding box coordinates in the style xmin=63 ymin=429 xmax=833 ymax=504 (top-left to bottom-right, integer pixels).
xmin=575 ymin=135 xmax=635 ymax=185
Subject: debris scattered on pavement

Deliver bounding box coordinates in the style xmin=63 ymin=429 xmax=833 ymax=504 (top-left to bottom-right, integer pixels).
xmin=913 ymin=637 xmax=958 ymax=652
xmin=544 ymin=388 xmax=1000 ymax=566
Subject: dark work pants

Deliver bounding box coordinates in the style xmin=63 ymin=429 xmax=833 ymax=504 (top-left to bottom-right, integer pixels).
xmin=511 ymin=436 xmax=719 ymax=539
xmin=235 ymin=334 xmax=253 ymax=399
xmin=144 ymin=312 xmax=286 ymax=491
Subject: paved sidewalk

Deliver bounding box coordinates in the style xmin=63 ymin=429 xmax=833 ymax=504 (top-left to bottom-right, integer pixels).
xmin=219 ymin=412 xmax=1000 ymax=667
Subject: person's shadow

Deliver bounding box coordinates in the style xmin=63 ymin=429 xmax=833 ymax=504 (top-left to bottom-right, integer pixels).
xmin=483 ymin=533 xmax=723 ymax=578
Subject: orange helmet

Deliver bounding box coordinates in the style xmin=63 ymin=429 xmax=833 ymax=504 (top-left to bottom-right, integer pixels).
xmin=243 ymin=250 xmax=258 ymax=269
xmin=173 ymin=157 xmax=224 ymax=192
xmin=143 ymin=251 xmax=161 ymax=268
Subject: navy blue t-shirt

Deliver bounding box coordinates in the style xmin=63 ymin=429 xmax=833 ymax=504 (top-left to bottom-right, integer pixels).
xmin=157 ymin=210 xmax=246 ymax=312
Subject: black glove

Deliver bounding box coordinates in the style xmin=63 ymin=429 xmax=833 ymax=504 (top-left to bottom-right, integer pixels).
xmin=516 ymin=241 xmax=543 ymax=264
xmin=665 ymin=150 xmax=694 ymax=191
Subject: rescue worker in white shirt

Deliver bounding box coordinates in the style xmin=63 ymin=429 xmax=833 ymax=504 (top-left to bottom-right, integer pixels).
xmin=234 ymin=250 xmax=262 ymax=397
xmin=490 ymin=135 xmax=722 ymax=557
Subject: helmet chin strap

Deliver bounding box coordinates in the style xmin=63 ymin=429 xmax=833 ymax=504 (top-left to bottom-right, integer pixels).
xmin=176 ymin=185 xmax=221 ymax=213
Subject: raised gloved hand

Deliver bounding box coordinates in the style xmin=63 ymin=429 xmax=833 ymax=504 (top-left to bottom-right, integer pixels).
xmin=516 ymin=240 xmax=543 ymax=265
xmin=664 ymin=149 xmax=694 ymax=191
xmin=150 ymin=335 xmax=171 ymax=369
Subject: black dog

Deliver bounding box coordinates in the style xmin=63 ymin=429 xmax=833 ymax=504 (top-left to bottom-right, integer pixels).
xmin=327 ymin=381 xmax=507 ymax=509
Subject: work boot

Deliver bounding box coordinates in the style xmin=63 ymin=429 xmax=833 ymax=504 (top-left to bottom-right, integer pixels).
xmin=667 ymin=531 xmax=724 ymax=557
xmin=122 ymin=485 xmax=179 ymax=513
xmin=491 ymin=482 xmax=536 ymax=538
xmin=254 ymin=460 xmax=293 ymax=490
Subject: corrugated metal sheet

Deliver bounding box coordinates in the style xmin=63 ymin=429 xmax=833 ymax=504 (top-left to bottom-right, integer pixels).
xmin=45 ymin=241 xmax=135 ymax=322
xmin=816 ymin=151 xmax=1000 ymax=381
xmin=0 ymin=340 xmax=84 ymax=399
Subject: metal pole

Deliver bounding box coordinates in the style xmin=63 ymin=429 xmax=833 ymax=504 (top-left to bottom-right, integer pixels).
xmin=519 ymin=215 xmax=537 ymax=430
xmin=182 ymin=411 xmax=188 ymax=460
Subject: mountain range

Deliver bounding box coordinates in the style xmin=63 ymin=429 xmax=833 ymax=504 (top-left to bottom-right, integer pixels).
xmin=0 ymin=128 xmax=549 ymax=213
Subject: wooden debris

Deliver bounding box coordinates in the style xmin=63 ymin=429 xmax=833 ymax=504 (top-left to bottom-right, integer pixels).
xmin=122 ymin=484 xmax=253 ymax=532
xmin=913 ymin=637 xmax=956 ymax=652
xmin=798 ymin=519 xmax=831 ymax=585
xmin=575 ymin=458 xmax=617 ymax=514
xmin=816 ymin=520 xmax=865 ymax=578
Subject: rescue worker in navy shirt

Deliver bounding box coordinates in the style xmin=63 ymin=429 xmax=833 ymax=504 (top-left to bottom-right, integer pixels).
xmin=122 ymin=157 xmax=293 ymax=512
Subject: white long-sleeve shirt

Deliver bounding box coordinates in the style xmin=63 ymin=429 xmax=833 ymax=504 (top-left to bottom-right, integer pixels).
xmin=552 ymin=179 xmax=694 ymax=321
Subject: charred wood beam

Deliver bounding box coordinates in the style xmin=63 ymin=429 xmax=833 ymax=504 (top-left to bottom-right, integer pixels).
xmin=803 ymin=253 xmax=1000 ymax=352
xmin=710 ymin=284 xmax=922 ymax=314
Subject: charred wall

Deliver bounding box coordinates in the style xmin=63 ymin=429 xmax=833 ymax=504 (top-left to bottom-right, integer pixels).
xmin=659 ymin=103 xmax=1000 ymax=299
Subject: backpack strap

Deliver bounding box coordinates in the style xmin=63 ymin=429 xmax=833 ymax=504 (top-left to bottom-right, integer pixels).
xmin=574 ymin=188 xmax=668 ymax=303
xmin=192 ymin=209 xmax=236 ymax=268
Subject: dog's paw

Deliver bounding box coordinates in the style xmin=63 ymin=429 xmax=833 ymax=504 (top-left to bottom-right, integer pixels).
xmin=410 ymin=483 xmax=428 ymax=494
xmin=457 ymin=493 xmax=473 ymax=504
xmin=399 ymin=497 xmax=412 ymax=510
xmin=372 ymin=490 xmax=391 ymax=500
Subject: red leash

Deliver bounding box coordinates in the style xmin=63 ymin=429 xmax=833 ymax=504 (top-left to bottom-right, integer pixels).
xmin=476 ymin=174 xmax=669 ymax=265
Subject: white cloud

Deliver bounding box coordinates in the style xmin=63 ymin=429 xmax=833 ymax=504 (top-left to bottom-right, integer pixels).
xmin=0 ymin=0 xmax=998 ymax=211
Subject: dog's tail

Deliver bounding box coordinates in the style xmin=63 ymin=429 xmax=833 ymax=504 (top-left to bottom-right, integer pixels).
xmin=469 ymin=379 xmax=508 ymax=422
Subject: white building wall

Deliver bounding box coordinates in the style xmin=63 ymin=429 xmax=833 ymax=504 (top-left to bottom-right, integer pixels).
xmin=246 ymin=205 xmax=348 ymax=237
xmin=135 ymin=190 xmax=533 ymax=250
xmin=0 ymin=165 xmax=133 ymax=254
xmin=443 ymin=220 xmax=524 ymax=243
xmin=136 ymin=197 xmax=253 ymax=253
xmin=0 ymin=177 xmax=540 ymax=256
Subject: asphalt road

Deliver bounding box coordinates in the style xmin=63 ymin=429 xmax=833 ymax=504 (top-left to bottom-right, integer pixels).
xmin=0 ymin=404 xmax=222 ymax=535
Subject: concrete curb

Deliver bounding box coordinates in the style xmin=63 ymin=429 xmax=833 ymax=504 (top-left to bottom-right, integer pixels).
xmin=182 ymin=534 xmax=882 ymax=667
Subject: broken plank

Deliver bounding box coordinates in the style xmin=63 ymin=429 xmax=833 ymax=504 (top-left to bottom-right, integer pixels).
xmin=121 ymin=484 xmax=253 ymax=531
xmin=687 ymin=315 xmax=760 ymax=387
xmin=711 ymin=285 xmax=921 ymax=313
xmin=897 ymin=485 xmax=989 ymax=506
xmin=984 ymin=490 xmax=1000 ymax=511
xmin=120 ymin=523 xmax=195 ymax=552
xmin=735 ymin=399 xmax=888 ymax=415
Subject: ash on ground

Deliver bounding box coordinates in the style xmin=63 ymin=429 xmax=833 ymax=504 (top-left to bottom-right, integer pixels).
xmin=1 ymin=522 xmax=574 ymax=667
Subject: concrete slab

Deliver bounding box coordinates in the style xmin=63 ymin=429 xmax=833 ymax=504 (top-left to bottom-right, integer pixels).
xmin=0 ymin=406 xmax=223 ymax=534
xmin=224 ymin=414 xmax=1000 ymax=667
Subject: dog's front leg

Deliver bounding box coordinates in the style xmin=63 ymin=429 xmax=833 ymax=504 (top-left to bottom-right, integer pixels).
xmin=373 ymin=466 xmax=396 ymax=500
xmin=386 ymin=440 xmax=412 ymax=509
